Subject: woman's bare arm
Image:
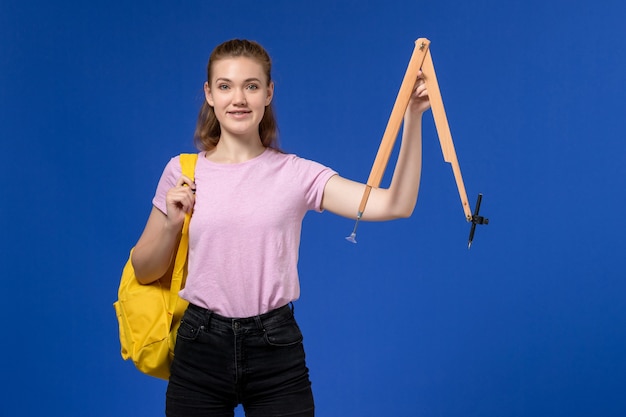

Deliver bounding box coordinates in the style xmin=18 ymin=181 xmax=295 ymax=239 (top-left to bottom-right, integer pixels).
xmin=131 ymin=176 xmax=196 ymax=284
xmin=321 ymin=75 xmax=430 ymax=221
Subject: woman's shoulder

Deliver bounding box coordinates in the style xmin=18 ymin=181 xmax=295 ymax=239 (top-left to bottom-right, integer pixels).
xmin=265 ymin=148 xmax=317 ymax=164
xmin=166 ymin=151 xmax=203 ymax=167
xmin=162 ymin=154 xmax=181 ymax=174
xmin=264 ymin=148 xmax=336 ymax=176
xmin=159 ymin=151 xmax=203 ymax=180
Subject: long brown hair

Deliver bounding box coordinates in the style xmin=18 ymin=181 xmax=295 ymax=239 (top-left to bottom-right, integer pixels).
xmin=194 ymin=39 xmax=280 ymax=151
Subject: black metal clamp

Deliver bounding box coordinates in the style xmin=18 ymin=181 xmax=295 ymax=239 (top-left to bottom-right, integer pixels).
xmin=467 ymin=193 xmax=489 ymax=249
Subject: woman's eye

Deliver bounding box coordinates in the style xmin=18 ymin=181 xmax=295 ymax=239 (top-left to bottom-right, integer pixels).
xmin=218 ymin=84 xmax=229 ymax=90
xmin=247 ymin=84 xmax=259 ymax=90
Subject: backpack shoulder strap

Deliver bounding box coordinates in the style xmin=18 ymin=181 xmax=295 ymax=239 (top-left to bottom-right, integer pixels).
xmin=179 ymin=153 xmax=199 ymax=181
xmin=168 ymin=153 xmax=199 ymax=307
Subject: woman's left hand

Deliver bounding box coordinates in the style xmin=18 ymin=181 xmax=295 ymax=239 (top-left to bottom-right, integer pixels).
xmin=407 ymin=72 xmax=430 ymax=115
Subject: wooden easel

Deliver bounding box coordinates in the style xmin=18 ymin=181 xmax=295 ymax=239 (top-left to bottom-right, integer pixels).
xmin=346 ymin=38 xmax=488 ymax=247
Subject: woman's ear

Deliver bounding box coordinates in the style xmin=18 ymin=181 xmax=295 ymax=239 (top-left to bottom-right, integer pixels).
xmin=265 ymin=81 xmax=274 ymax=106
xmin=204 ymin=82 xmax=214 ymax=106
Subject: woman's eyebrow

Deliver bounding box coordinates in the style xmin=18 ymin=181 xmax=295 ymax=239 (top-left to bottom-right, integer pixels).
xmin=214 ymin=77 xmax=262 ymax=83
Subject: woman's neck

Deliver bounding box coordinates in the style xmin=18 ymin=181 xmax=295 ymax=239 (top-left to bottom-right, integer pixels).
xmin=206 ymin=135 xmax=266 ymax=164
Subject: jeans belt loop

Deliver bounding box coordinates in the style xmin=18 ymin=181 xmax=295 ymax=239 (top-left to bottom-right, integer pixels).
xmin=254 ymin=315 xmax=264 ymax=331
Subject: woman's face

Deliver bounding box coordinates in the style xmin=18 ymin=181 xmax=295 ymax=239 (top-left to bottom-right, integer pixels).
xmin=205 ymin=56 xmax=274 ymax=141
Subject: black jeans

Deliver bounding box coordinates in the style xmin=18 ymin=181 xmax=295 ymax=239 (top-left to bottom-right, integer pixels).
xmin=166 ymin=303 xmax=315 ymax=417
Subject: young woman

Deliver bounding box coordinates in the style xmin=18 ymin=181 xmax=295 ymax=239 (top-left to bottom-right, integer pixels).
xmin=131 ymin=39 xmax=430 ymax=417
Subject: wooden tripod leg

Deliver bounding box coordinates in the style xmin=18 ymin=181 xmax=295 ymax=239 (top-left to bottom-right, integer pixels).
xmin=420 ymin=48 xmax=472 ymax=220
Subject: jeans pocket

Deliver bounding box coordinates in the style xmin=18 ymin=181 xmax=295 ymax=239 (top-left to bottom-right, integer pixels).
xmin=263 ymin=320 xmax=304 ymax=347
xmin=176 ymin=311 xmax=203 ymax=341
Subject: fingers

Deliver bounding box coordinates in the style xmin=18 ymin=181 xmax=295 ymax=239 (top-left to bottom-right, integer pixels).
xmin=413 ymin=72 xmax=427 ymax=97
xmin=414 ymin=83 xmax=427 ymax=98
xmin=407 ymin=72 xmax=430 ymax=115
xmin=166 ymin=176 xmax=197 ymax=220
xmin=175 ymin=175 xmax=196 ymax=193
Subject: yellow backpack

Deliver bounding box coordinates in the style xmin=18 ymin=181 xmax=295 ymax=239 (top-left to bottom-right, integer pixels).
xmin=113 ymin=153 xmax=198 ymax=380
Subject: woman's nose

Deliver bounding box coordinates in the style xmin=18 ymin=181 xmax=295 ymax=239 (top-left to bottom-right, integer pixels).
xmin=233 ymin=88 xmax=246 ymax=105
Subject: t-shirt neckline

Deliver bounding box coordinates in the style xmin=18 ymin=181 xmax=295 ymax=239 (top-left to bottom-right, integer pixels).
xmin=199 ymin=147 xmax=271 ymax=168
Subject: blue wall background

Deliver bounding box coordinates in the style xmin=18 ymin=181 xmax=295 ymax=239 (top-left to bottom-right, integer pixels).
xmin=2 ymin=0 xmax=625 ymax=416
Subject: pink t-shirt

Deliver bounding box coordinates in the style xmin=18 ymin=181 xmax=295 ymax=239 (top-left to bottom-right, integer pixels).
xmin=152 ymin=148 xmax=337 ymax=318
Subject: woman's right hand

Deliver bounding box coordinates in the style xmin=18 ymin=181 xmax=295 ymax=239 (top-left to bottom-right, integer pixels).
xmin=165 ymin=175 xmax=196 ymax=228
xmin=132 ymin=175 xmax=196 ymax=284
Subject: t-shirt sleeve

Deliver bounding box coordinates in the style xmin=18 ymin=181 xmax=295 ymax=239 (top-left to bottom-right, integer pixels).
xmin=152 ymin=155 xmax=182 ymax=214
xmin=291 ymin=155 xmax=337 ymax=212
